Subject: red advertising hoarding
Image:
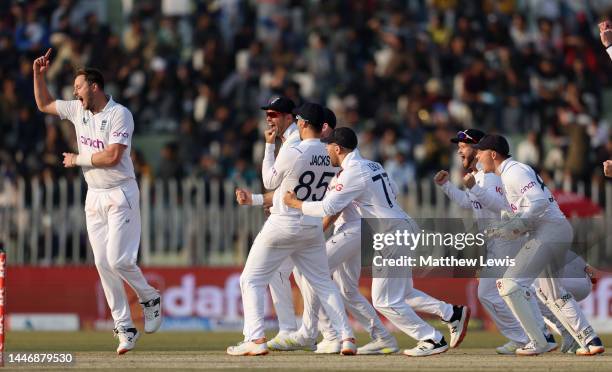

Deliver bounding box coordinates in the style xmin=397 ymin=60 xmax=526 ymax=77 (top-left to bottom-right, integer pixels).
xmin=6 ymin=267 xmax=611 ymax=332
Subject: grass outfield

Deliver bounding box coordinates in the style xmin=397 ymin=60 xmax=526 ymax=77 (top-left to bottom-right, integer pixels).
xmin=4 ymin=331 xmax=612 ymax=371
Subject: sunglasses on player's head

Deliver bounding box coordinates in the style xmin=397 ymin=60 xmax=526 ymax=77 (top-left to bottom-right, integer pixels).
xmin=265 ymin=111 xmax=281 ymax=118
xmin=457 ymin=130 xmax=476 ymax=143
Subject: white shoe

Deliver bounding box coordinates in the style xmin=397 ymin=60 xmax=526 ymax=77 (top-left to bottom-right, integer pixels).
xmin=357 ymin=337 xmax=399 ymax=355
xmin=443 ymin=305 xmax=470 ymax=348
xmin=515 ymin=340 xmax=548 ymax=356
xmin=266 ymin=332 xmax=315 ymax=351
xmin=340 ymin=338 xmax=357 ymax=356
xmin=403 ymin=337 xmax=449 ymax=357
xmin=315 ymin=339 xmax=341 ymax=354
xmin=545 ymin=333 xmax=558 ymax=352
xmin=266 ymin=333 xmax=291 ymax=351
xmin=114 ymin=327 xmax=139 ymax=355
xmin=576 ymin=337 xmax=605 ymax=356
xmin=227 ymin=340 xmax=269 ymax=356
xmin=496 ymin=340 xmax=524 ymax=355
xmin=141 ymin=297 xmax=162 ymax=333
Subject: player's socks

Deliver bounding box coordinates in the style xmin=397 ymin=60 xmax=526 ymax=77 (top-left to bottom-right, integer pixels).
xmin=141 ymin=296 xmax=162 ymax=333
xmin=114 ymin=327 xmax=139 ymax=355
xmin=403 ymin=337 xmax=449 ymax=357
xmin=226 ymin=339 xmax=269 ymax=356
xmin=357 ymin=337 xmax=399 ymax=355
xmin=442 ymin=305 xmax=470 ymax=348
xmin=496 ymin=340 xmax=524 ymax=355
xmin=576 ymin=337 xmax=605 ymax=356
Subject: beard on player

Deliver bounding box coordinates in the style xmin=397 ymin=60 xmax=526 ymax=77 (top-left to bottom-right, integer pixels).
xmin=327 ymin=144 xmax=342 ymax=167
xmin=457 ymin=142 xmax=477 ymax=171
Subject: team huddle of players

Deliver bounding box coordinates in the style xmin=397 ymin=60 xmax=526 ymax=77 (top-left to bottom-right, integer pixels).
xmin=228 ymin=97 xmax=605 ymax=358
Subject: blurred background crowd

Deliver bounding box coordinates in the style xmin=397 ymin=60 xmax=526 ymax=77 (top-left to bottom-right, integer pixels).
xmin=2 ymin=0 xmax=612 ymax=195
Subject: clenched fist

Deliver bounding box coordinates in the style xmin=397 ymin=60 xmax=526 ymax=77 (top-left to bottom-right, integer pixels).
xmin=433 ymin=170 xmax=449 ymax=185
xmin=62 ymin=152 xmax=77 ymax=168
xmin=235 ymin=188 xmax=253 ymax=205
xmin=463 ymin=173 xmax=476 ymax=189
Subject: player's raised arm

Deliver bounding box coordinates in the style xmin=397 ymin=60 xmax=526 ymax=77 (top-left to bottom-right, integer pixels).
xmin=33 ymin=48 xmax=59 ymax=116
xmin=467 ymin=173 xmax=512 ymax=214
xmin=435 ymin=170 xmax=473 ymax=209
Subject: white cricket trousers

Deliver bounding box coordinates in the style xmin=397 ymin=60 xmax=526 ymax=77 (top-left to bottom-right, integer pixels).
xmin=501 ymin=219 xmax=595 ymax=344
xmin=240 ymin=215 xmax=354 ymax=341
xmin=297 ymin=221 xmax=391 ymax=341
xmin=85 ymin=179 xmax=159 ymax=329
xmin=370 ymin=219 xmax=449 ymax=343
xmin=479 ymin=240 xmax=529 ymax=344
xmin=268 ymin=257 xmax=298 ymax=334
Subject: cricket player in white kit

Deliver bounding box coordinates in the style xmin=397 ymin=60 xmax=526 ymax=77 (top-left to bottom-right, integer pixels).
xmin=227 ymin=103 xmax=356 ymax=356
xmin=236 ymin=97 xmax=303 ymax=347
xmin=474 ymin=134 xmax=604 ymax=356
xmin=284 ymin=127 xmax=470 ymax=357
xmin=434 ymin=129 xmax=554 ymax=354
xmin=275 ymin=110 xmax=398 ymax=354
xmin=33 ymin=49 xmax=161 ymax=354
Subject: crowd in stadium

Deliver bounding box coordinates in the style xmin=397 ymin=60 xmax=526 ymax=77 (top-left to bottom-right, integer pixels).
xmin=1 ymin=0 xmax=612 ymax=193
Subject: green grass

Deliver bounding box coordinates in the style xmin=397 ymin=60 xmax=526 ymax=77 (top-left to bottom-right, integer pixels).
xmin=3 ymin=331 xmax=612 ymax=371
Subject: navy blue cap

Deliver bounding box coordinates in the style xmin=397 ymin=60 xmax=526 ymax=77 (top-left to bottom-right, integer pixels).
xmin=293 ymin=102 xmax=324 ymax=128
xmin=321 ymin=127 xmax=358 ymax=149
xmin=472 ymin=134 xmax=511 ymax=157
xmin=260 ymin=96 xmax=295 ymax=114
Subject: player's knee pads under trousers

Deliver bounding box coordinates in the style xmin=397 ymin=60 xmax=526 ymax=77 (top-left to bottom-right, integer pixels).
xmin=535 ymin=287 xmax=594 ymax=347
xmin=496 ymin=278 xmax=547 ymax=346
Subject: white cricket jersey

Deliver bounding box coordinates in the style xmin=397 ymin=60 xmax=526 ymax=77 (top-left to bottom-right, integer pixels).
xmin=498 ymin=158 xmax=565 ymax=220
xmin=281 ymin=122 xmax=299 ymax=146
xmin=56 ymin=97 xmax=135 ymax=189
xmin=440 ymin=170 xmax=511 ymax=230
xmin=301 ymin=150 xmax=409 ymax=220
xmin=262 ymin=138 xmax=336 ymax=226
xmin=329 ymin=150 xmax=362 ymax=230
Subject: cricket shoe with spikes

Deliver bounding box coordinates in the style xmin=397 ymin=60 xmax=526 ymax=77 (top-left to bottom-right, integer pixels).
xmin=227 ymin=340 xmax=269 ymax=356
xmin=141 ymin=296 xmax=162 ymax=333
xmin=515 ymin=340 xmax=547 ymax=356
xmin=496 ymin=341 xmax=525 ymax=355
xmin=403 ymin=337 xmax=449 ymax=357
xmin=357 ymin=337 xmax=399 ymax=355
xmin=576 ymin=337 xmax=605 ymax=356
xmin=340 ymin=338 xmax=357 ymax=356
xmin=314 ymin=339 xmax=341 ymax=354
xmin=266 ymin=332 xmax=316 ymax=351
xmin=114 ymin=327 xmax=140 ymax=355
xmin=443 ymin=305 xmax=471 ymax=348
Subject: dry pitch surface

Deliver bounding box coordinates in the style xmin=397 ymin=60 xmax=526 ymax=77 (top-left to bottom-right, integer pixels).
xmin=4 ymin=331 xmax=612 ymax=371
